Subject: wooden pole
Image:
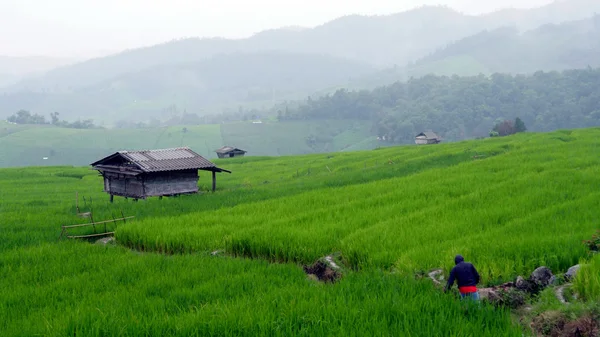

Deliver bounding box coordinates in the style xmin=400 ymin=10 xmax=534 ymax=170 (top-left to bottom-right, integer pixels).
xmin=212 ymin=171 xmax=216 ymax=192
xmin=90 ymin=213 xmax=96 ymax=234
xmin=76 ymin=191 xmax=79 ymax=213
xmin=61 ymin=216 xmax=135 ymax=228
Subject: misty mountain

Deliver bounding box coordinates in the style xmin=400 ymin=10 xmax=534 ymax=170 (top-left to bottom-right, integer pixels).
xmin=7 ymin=0 xmax=600 ymax=94
xmin=0 ymin=55 xmax=78 ymax=87
xmin=482 ymin=0 xmax=600 ymax=31
xmin=0 ymin=73 xmax=18 ymax=88
xmin=353 ymin=14 xmax=600 ymax=88
xmin=0 ymin=52 xmax=375 ymax=124
xmin=411 ymin=14 xmax=600 ymax=75
xmin=5 ymin=6 xmax=480 ymax=92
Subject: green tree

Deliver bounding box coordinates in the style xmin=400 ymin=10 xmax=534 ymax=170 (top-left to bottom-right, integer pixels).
xmin=514 ymin=117 xmax=527 ymax=133
xmin=279 ymin=68 xmax=600 ymax=144
xmin=7 ymin=110 xmax=47 ymax=124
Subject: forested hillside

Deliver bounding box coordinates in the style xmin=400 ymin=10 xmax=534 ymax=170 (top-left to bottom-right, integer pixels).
xmin=4 ymin=14 xmax=599 ymax=126
xmin=8 ymin=0 xmax=599 ymax=93
xmin=481 ymin=0 xmax=600 ymax=30
xmin=0 ymin=52 xmax=374 ymax=124
xmin=411 ymin=15 xmax=600 ymax=76
xmin=279 ymin=68 xmax=600 ymax=143
xmin=3 ymin=68 xmax=599 ymax=168
xmin=358 ymin=14 xmax=600 ymax=87
xmin=2 ymin=0 xmax=600 ymax=126
xmin=0 ymin=6 xmax=484 ymax=92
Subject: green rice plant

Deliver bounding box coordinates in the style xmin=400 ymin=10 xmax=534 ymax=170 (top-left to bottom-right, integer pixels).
xmin=573 ymin=254 xmax=600 ymax=302
xmin=0 ymin=243 xmax=522 ymax=337
xmin=1 ymin=127 xmax=600 ymax=336
xmin=116 ymin=128 xmax=600 ymax=283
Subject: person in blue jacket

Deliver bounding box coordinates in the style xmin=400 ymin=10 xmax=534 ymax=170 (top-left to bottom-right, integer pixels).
xmin=444 ymin=254 xmax=481 ymax=300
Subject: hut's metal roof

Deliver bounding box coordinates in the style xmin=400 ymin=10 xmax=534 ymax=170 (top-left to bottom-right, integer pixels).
xmin=416 ymin=131 xmax=440 ymax=140
xmin=91 ymin=147 xmax=229 ymax=173
xmin=215 ymin=146 xmax=246 ymax=154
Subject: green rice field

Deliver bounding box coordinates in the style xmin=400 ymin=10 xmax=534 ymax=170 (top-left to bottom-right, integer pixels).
xmin=0 ymin=120 xmax=373 ymax=168
xmin=1 ymin=127 xmax=599 ymax=336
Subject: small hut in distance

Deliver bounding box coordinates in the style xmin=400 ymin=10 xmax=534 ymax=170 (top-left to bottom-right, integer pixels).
xmin=90 ymin=147 xmax=231 ymax=202
xmin=415 ymin=131 xmax=441 ymax=145
xmin=215 ymin=146 xmax=247 ymax=158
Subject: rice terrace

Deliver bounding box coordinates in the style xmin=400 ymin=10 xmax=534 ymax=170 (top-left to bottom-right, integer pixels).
xmin=0 ymin=127 xmax=598 ymax=336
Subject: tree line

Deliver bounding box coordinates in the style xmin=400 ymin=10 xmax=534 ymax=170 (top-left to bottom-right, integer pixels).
xmin=6 ymin=110 xmax=99 ymax=129
xmin=275 ymin=68 xmax=600 ymax=144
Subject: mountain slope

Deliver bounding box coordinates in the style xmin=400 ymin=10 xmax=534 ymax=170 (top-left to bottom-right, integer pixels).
xmin=279 ymin=67 xmax=600 ymax=143
xmin=0 ymin=55 xmax=78 ymax=87
xmin=9 ymin=0 xmax=600 ymax=93
xmin=0 ymin=52 xmax=375 ymax=123
xmin=482 ymin=0 xmax=600 ymax=31
xmin=351 ymin=14 xmax=600 ymax=88
xmin=411 ymin=14 xmax=600 ymax=76
xmin=416 ymin=16 xmax=600 ymax=73
xmin=5 ymin=6 xmax=481 ymax=92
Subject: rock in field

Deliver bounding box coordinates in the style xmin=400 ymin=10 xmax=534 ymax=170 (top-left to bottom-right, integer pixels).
xmin=531 ymin=266 xmax=555 ymax=287
xmin=564 ymin=264 xmax=580 ymax=281
xmin=303 ymin=254 xmax=343 ymax=283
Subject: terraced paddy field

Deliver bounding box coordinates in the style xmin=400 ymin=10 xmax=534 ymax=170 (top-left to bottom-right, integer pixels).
xmin=1 ymin=128 xmax=599 ymax=336
xmin=0 ymin=119 xmax=372 ymax=168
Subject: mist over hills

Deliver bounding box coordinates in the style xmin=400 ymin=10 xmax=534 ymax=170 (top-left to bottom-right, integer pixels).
xmin=1 ymin=0 xmax=600 ymax=126
xmin=0 ymin=52 xmax=375 ymax=124
xmin=2 ymin=6 xmax=482 ymax=94
xmin=359 ymin=13 xmax=600 ymax=86
xmin=0 ymin=55 xmax=78 ymax=87
xmin=6 ymin=0 xmax=600 ymax=92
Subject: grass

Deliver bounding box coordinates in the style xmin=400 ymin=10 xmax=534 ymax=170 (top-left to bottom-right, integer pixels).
xmin=574 ymin=253 xmax=600 ymax=302
xmin=1 ymin=243 xmax=520 ymax=336
xmin=220 ymin=119 xmax=368 ymax=156
xmin=0 ymin=120 xmax=374 ymax=168
xmin=1 ymin=127 xmax=599 ymax=336
xmin=0 ymin=125 xmax=223 ymax=168
xmin=118 ymin=128 xmax=600 ymax=280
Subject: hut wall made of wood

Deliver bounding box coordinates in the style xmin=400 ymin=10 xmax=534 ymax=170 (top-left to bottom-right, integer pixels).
xmin=415 ymin=137 xmax=440 ymax=145
xmin=415 ymin=137 xmax=429 ymax=145
xmin=103 ymin=172 xmax=145 ymax=198
xmin=217 ymin=150 xmax=246 ymax=158
xmin=143 ymin=170 xmax=199 ymax=196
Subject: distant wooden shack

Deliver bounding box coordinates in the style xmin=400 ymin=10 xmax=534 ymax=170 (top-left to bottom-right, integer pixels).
xmin=415 ymin=131 xmax=441 ymax=145
xmin=215 ymin=146 xmax=247 ymax=158
xmin=90 ymin=147 xmax=231 ymax=202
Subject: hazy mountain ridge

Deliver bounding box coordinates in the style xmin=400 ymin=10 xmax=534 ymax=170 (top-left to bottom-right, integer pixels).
xmin=411 ymin=14 xmax=600 ymax=75
xmin=2 ymin=0 xmax=600 ymax=124
xmin=481 ymin=0 xmax=600 ymax=30
xmin=7 ymin=0 xmax=600 ymax=94
xmin=0 ymin=55 xmax=78 ymax=87
xmin=4 ymin=6 xmax=479 ymax=92
xmin=343 ymin=13 xmax=600 ymax=90
xmin=0 ymin=52 xmax=376 ymax=124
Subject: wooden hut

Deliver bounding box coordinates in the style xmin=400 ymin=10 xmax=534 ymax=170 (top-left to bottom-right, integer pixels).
xmin=215 ymin=146 xmax=247 ymax=158
xmin=90 ymin=147 xmax=231 ymax=202
xmin=415 ymin=131 xmax=441 ymax=145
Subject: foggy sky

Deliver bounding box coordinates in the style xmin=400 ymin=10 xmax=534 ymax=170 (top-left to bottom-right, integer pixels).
xmin=1 ymin=0 xmax=554 ymax=58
